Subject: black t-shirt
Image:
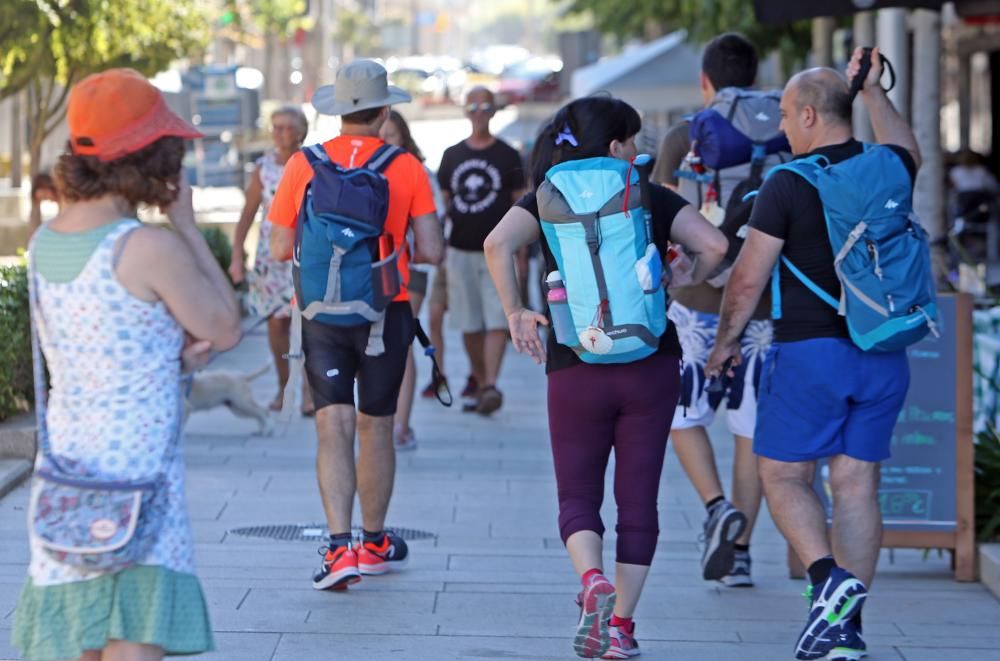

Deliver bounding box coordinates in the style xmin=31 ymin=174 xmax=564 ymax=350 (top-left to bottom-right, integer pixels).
xmin=516 ymin=184 xmax=686 ymax=373
xmin=749 ymin=139 xmax=917 ymax=342
xmin=438 ymin=139 xmax=525 ymax=251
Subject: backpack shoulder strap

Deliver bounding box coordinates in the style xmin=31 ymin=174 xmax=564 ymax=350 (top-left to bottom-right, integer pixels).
xmin=771 ymin=254 xmax=840 ymax=321
xmin=765 ymin=155 xmax=829 ymax=189
xmin=364 ymin=144 xmax=403 ymax=174
xmin=302 ymin=143 xmax=331 ymax=169
xmin=781 ymin=256 xmax=839 ymax=310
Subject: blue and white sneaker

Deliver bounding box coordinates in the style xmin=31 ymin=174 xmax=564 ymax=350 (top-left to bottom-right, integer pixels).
xmin=700 ymin=500 xmax=747 ymax=581
xmin=823 ymin=622 xmax=867 ymax=661
xmin=794 ymin=568 xmax=867 ymax=660
xmin=719 ymin=549 xmax=754 ymax=588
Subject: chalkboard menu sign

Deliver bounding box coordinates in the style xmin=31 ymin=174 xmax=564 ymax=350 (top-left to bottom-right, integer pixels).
xmin=790 ymin=294 xmax=976 ymax=581
xmin=813 ymin=295 xmax=959 ymax=532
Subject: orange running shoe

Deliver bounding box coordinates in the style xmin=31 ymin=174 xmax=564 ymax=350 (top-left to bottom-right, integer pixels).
xmin=312 ymin=543 xmax=361 ymax=591
xmin=357 ymin=531 xmax=410 ymax=576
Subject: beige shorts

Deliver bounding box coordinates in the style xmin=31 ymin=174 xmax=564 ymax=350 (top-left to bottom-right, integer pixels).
xmin=446 ymin=248 xmax=508 ymax=333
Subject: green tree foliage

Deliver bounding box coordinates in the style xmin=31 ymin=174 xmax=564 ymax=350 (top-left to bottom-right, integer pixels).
xmin=562 ymin=0 xmax=812 ymax=70
xmin=332 ymin=7 xmax=380 ymax=58
xmin=251 ymin=0 xmax=312 ymax=40
xmin=0 ymin=263 xmax=32 ymax=422
xmin=0 ymin=0 xmax=210 ymax=174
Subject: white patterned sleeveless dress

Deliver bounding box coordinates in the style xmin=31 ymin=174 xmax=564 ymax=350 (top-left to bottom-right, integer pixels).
xmin=28 ymin=220 xmax=194 ymax=587
xmin=246 ymin=151 xmax=294 ymax=319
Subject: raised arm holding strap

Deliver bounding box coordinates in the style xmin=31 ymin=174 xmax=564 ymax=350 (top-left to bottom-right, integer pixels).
xmin=848 ymin=47 xmax=897 ymax=104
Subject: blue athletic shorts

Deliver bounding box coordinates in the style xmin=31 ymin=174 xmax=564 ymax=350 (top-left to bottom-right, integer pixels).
xmin=754 ymin=337 xmax=910 ymax=463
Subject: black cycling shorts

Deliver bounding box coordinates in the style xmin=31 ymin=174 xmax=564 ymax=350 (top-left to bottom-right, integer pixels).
xmin=302 ymin=302 xmax=415 ymax=417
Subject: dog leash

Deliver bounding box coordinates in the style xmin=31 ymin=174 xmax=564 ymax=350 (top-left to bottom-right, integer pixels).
xmin=414 ymin=319 xmax=453 ymax=407
xmin=182 ymin=301 xmax=289 ymax=396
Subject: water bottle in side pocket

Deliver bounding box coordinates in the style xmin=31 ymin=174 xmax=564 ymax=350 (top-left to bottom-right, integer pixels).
xmin=546 ymin=271 xmax=576 ymax=346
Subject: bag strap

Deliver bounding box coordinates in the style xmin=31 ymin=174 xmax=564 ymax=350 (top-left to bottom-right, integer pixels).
xmin=781 ymin=256 xmax=840 ymax=310
xmin=27 ymin=239 xmax=55 ymax=467
xmin=848 ymin=48 xmax=897 ymax=104
xmin=765 ymin=156 xmax=829 ymax=189
xmin=414 ymin=319 xmax=453 ymax=407
xmin=28 ymin=224 xmax=182 ymax=476
xmin=364 ymin=144 xmax=403 ymax=174
xmin=303 ymin=144 xmax=330 ymax=168
xmin=281 ymin=304 xmax=305 ymax=421
xmin=365 ymin=315 xmax=387 ymax=357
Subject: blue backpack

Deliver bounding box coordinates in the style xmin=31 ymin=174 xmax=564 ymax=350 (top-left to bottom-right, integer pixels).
xmin=769 ymin=144 xmax=939 ymax=352
xmin=537 ymin=156 xmax=667 ymax=364
xmin=292 ymin=143 xmax=403 ymax=333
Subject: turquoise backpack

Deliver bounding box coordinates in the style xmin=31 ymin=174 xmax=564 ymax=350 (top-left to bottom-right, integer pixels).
xmin=537 ymin=156 xmax=667 ymax=364
xmin=769 ymin=144 xmax=938 ymax=352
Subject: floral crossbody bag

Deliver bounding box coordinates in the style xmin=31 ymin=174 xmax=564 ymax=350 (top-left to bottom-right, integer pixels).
xmin=26 ymin=250 xmax=176 ymax=572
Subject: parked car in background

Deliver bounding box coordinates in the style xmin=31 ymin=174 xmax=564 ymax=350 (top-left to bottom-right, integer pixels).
xmin=494 ymin=57 xmax=563 ymax=107
xmin=390 ymin=67 xmax=450 ymax=104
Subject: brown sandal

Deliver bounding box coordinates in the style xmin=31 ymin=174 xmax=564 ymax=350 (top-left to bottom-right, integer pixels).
xmin=475 ymin=386 xmax=503 ymax=416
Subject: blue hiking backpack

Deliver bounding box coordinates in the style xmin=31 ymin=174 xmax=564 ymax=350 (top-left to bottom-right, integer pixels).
xmin=677 ymin=88 xmax=791 ymax=268
xmin=292 ymin=143 xmax=403 ymax=337
xmin=537 ymin=156 xmax=667 ymax=364
xmin=768 ymin=144 xmax=939 ymax=352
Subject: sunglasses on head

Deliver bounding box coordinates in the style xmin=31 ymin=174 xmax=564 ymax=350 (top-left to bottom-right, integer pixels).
xmin=465 ymin=102 xmax=495 ymax=114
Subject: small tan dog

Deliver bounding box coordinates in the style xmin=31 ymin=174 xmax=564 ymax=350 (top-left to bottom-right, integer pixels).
xmin=184 ymin=364 xmax=274 ymax=436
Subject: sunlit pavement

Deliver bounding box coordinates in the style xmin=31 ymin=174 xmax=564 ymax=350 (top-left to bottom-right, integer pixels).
xmin=1 ymin=116 xmax=998 ymax=661
xmin=1 ymin=320 xmax=998 ymax=661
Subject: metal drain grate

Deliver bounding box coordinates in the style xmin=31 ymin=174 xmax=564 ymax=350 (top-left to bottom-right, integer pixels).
xmin=229 ymin=524 xmax=436 ymax=542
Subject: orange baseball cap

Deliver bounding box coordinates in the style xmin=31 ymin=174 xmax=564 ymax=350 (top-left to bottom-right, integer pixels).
xmin=67 ymin=68 xmax=203 ymax=162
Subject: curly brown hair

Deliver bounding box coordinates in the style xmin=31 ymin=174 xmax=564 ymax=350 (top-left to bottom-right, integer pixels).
xmin=54 ymin=136 xmax=186 ymax=210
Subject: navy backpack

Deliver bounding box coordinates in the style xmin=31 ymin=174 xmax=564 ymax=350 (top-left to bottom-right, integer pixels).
xmin=292 ymin=143 xmax=403 ymax=351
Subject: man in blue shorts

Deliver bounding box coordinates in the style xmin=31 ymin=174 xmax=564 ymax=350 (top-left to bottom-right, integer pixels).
xmin=707 ymin=48 xmax=921 ymax=660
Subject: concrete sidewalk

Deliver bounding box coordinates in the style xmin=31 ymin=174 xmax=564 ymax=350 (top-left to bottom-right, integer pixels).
xmin=1 ymin=326 xmax=998 ymax=661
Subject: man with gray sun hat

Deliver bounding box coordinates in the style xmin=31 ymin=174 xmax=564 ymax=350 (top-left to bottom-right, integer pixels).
xmin=268 ymin=58 xmax=444 ymax=591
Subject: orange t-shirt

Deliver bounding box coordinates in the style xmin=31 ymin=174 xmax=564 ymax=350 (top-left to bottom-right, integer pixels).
xmin=268 ymin=135 xmax=437 ymax=302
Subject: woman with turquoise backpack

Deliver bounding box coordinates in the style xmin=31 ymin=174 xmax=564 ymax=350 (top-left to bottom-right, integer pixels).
xmin=484 ymin=96 xmax=727 ymax=659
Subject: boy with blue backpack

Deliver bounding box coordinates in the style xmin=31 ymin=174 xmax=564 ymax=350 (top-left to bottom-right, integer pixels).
xmin=653 ymin=33 xmax=787 ymax=589
xmin=267 ymin=59 xmax=444 ymax=591
xmin=707 ymin=48 xmax=934 ymax=661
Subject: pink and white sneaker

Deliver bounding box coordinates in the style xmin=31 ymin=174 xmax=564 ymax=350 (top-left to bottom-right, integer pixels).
xmin=603 ymin=622 xmax=640 ymax=658
xmin=573 ymin=573 xmax=617 ymax=658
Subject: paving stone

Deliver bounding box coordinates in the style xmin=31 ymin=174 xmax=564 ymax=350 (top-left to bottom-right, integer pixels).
xmin=1 ymin=326 xmax=997 ymax=661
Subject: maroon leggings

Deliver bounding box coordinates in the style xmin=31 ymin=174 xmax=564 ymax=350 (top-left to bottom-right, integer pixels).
xmin=547 ymin=353 xmax=680 ymax=566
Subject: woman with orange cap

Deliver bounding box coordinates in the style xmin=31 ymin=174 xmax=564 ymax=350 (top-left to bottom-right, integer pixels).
xmin=12 ymin=68 xmax=241 ymax=661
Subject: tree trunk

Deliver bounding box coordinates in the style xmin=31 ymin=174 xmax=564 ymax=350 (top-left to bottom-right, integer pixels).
xmin=10 ymin=92 xmax=23 ymax=189
xmin=912 ymin=9 xmax=947 ymax=283
xmin=28 ymin=125 xmax=46 ymax=179
xmin=264 ymin=32 xmax=275 ymax=101
xmin=26 ymin=81 xmax=43 ymax=178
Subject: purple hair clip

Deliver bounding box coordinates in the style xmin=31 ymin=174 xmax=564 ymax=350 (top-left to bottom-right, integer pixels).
xmin=555 ymin=124 xmax=578 ymax=147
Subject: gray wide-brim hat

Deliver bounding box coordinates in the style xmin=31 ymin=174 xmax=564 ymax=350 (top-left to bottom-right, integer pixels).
xmin=312 ymin=59 xmax=412 ymax=116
